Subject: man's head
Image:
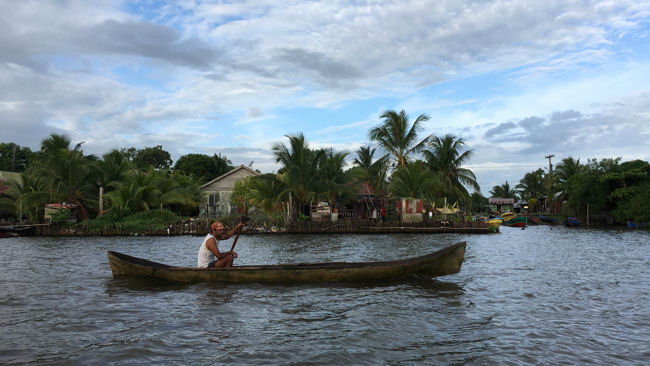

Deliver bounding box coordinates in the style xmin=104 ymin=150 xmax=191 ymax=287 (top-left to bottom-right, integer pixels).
xmin=211 ymin=221 xmax=225 ymax=235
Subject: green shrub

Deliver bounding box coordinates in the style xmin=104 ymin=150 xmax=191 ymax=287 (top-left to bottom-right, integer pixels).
xmin=84 ymin=209 xmax=182 ymax=233
xmin=50 ymin=209 xmax=71 ymax=228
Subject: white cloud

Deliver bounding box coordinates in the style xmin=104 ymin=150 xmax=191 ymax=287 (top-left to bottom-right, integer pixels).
xmin=1 ymin=0 xmax=649 ymax=190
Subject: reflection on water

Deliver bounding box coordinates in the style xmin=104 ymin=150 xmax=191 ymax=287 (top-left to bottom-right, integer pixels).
xmin=0 ymin=226 xmax=648 ymax=364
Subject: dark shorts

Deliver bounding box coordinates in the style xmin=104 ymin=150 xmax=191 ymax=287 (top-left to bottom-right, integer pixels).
xmin=207 ymin=260 xmax=217 ymax=268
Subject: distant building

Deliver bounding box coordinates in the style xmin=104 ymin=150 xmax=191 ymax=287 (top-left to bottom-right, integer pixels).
xmin=44 ymin=203 xmax=80 ymax=223
xmin=488 ymin=197 xmax=514 ymax=213
xmin=397 ymin=198 xmax=424 ymax=223
xmin=199 ymin=165 xmax=260 ymax=218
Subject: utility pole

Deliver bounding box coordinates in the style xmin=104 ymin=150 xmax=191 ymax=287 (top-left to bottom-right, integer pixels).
xmin=12 ymin=144 xmax=16 ymax=172
xmin=545 ymin=154 xmax=555 ymax=174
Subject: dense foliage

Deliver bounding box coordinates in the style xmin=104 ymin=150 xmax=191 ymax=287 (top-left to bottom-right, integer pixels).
xmin=0 ymin=143 xmax=34 ymax=172
xmin=7 ymin=109 xmax=645 ymax=228
xmin=489 ymin=156 xmax=650 ymax=224
xmin=173 ymin=153 xmax=233 ymax=184
xmin=0 ymin=110 xmax=485 ymax=227
xmin=0 ymin=134 xmax=201 ymax=228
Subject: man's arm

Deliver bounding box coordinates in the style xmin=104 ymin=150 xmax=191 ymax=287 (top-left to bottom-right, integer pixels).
xmin=215 ymin=222 xmax=245 ymax=240
xmin=206 ymin=237 xmax=236 ymax=259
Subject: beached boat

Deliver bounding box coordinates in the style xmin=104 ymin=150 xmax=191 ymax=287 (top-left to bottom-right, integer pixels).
xmin=528 ymin=216 xmax=540 ymax=224
xmin=107 ymin=242 xmax=466 ymax=283
xmin=564 ymin=217 xmax=580 ymax=227
xmin=500 ymin=212 xmax=516 ymax=221
xmin=502 ymin=216 xmax=527 ymax=227
xmin=627 ymin=221 xmax=650 ymax=228
xmin=483 ymin=218 xmax=502 ymax=233
xmin=538 ymin=215 xmax=559 ymax=224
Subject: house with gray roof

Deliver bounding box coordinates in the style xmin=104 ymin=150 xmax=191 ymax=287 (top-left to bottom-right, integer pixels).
xmin=199 ymin=165 xmax=260 ymax=218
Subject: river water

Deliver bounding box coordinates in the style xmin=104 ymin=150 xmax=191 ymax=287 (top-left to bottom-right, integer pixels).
xmin=1 ymin=225 xmax=648 ymax=365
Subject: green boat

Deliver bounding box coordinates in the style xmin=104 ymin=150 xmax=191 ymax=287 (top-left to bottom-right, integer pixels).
xmin=502 ymin=216 xmax=527 ymax=227
xmin=107 ymin=242 xmax=466 ymax=284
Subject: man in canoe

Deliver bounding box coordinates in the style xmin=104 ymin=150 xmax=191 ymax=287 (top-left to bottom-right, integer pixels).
xmin=197 ymin=221 xmax=245 ymax=268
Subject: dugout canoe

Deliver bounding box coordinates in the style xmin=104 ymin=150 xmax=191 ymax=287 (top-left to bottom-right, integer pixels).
xmin=107 ymin=242 xmax=466 ymax=284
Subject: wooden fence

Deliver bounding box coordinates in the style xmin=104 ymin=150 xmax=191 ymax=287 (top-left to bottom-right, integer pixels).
xmin=29 ymin=218 xmax=490 ymax=236
xmin=287 ymin=219 xmax=490 ymax=234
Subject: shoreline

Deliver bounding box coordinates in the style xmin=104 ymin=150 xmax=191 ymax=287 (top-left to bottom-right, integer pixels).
xmin=2 ymin=215 xmax=643 ymax=238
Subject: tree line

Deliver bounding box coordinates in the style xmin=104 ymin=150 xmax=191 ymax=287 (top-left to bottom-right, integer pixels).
xmin=488 ymin=157 xmax=650 ymax=223
xmin=233 ymin=110 xmax=480 ymax=224
xmin=0 ymin=135 xmax=234 ymax=223
xmin=6 ymin=107 xmax=644 ymax=227
xmin=1 ymin=109 xmax=482 ymax=226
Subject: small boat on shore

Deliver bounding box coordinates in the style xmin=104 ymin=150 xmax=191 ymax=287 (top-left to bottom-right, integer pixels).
xmin=107 ymin=242 xmax=466 ymax=283
xmin=538 ymin=215 xmax=559 ymax=224
xmin=479 ymin=217 xmax=502 ymax=232
xmin=503 ymin=216 xmax=527 ymax=227
xmin=564 ymin=217 xmax=580 ymax=227
xmin=627 ymin=221 xmax=649 ymax=229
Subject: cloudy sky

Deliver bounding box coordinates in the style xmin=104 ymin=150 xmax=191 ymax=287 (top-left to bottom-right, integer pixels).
xmin=2 ymin=0 xmax=650 ymax=192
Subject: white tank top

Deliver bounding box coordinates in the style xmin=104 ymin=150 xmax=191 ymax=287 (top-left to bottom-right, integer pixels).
xmin=197 ymin=233 xmax=219 ymax=268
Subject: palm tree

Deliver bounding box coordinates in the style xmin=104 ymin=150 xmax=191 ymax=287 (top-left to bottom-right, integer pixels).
xmin=490 ymin=181 xmax=517 ymax=199
xmin=40 ymin=133 xmax=79 ymax=155
xmin=353 ymin=145 xmax=375 ymax=168
xmin=389 ymin=161 xmax=441 ymax=200
xmin=34 ymin=134 xmax=95 ymax=220
xmin=555 ymin=157 xmax=583 ymax=193
xmin=351 ymin=145 xmax=390 ymax=197
xmin=93 ymin=150 xmax=134 ymax=189
xmin=423 ymin=134 xmax=479 ymax=201
xmin=516 ymin=169 xmax=546 ymax=211
xmin=248 ymin=176 xmax=287 ymax=224
xmin=516 ymin=169 xmax=546 ymax=199
xmin=0 ymin=173 xmax=50 ymax=223
xmin=154 ymin=171 xmax=201 ymax=212
xmin=369 ymin=110 xmax=431 ymax=168
xmin=106 ymin=169 xmax=161 ymax=213
xmin=272 ymin=133 xmax=324 ymax=218
xmin=316 ymin=149 xmax=353 ymax=206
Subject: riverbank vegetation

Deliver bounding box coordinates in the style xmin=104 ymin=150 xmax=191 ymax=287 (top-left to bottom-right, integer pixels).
xmin=490 ymin=157 xmax=650 ymax=224
xmin=2 ymin=108 xmax=648 ymax=231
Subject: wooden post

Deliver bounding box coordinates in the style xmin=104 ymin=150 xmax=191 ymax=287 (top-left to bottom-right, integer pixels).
xmin=586 ymin=203 xmax=589 ymax=228
xmin=99 ymin=187 xmax=104 ymax=216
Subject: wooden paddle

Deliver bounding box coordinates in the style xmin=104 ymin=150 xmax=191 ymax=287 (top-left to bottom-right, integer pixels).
xmin=229 ymin=215 xmax=250 ymax=252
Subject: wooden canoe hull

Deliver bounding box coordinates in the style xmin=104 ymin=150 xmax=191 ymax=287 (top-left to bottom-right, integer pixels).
xmin=107 ymin=242 xmax=466 ymax=283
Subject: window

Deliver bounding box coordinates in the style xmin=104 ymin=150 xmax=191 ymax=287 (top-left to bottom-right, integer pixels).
xmin=209 ymin=193 xmax=220 ymax=206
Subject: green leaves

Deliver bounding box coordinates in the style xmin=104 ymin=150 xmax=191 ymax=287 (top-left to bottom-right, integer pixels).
xmin=389 ymin=161 xmax=441 ymax=200
xmin=369 ymin=110 xmax=431 ymax=168
xmin=173 ymin=153 xmax=233 ymax=183
xmin=423 ymin=134 xmax=478 ymax=201
xmin=490 ymin=181 xmax=517 ymax=199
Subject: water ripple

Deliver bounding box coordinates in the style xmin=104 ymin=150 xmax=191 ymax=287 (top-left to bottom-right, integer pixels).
xmin=0 ymin=227 xmax=648 ymax=364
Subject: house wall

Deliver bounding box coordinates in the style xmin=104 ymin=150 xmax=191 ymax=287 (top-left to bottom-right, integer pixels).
xmin=200 ymin=168 xmax=258 ymax=218
xmin=489 ymin=203 xmax=513 ymax=213
xmin=397 ymin=198 xmax=423 ymax=223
